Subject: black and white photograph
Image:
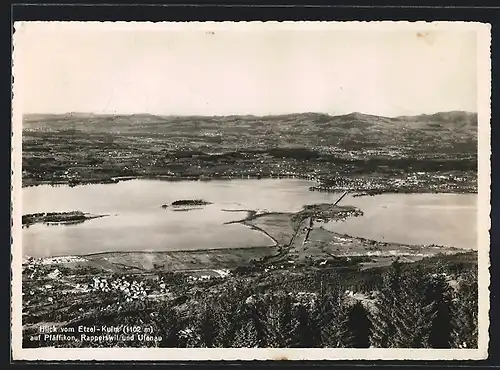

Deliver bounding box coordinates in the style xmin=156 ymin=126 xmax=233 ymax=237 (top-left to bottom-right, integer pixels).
xmin=11 ymin=21 xmax=491 ymax=361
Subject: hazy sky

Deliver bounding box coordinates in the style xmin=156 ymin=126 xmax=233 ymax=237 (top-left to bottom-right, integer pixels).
xmin=15 ymin=22 xmax=479 ymax=117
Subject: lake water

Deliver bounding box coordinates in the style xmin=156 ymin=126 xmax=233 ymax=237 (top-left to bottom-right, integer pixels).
xmin=322 ymin=193 xmax=477 ymax=250
xmin=21 ymin=179 xmax=477 ymax=258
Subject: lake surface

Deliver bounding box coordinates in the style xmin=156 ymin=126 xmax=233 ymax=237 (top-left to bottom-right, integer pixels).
xmin=323 ymin=193 xmax=477 ymax=250
xmin=21 ymin=179 xmax=477 ymax=257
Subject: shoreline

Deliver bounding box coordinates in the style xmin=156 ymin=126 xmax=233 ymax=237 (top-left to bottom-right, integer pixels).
xmin=20 ymin=174 xmax=319 ymax=188
xmin=19 ymin=182 xmax=477 ymax=268
xmin=23 ymin=245 xmax=278 ymax=261
xmin=22 ymin=212 xmax=109 ymax=227
xmin=21 ymin=204 xmax=470 ymax=264
xmin=20 ymin=174 xmax=477 ymax=197
xmin=318 ymin=227 xmax=466 ymax=253
xmin=21 ymin=230 xmax=473 ymax=267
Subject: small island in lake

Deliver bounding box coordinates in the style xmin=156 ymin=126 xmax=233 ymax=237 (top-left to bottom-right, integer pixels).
xmin=22 ymin=211 xmax=108 ymax=227
xmin=162 ymin=199 xmax=212 ymax=208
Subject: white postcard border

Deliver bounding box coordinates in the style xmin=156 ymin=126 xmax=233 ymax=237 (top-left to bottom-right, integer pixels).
xmin=11 ymin=20 xmax=492 ymax=361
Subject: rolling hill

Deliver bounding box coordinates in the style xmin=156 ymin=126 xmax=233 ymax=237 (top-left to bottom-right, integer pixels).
xmin=20 ymin=111 xmax=478 ymax=188
xmin=22 ymin=111 xmax=477 ymax=144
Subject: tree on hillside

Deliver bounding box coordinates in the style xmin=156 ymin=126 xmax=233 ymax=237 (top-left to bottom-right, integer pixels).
xmin=262 ymin=292 xmax=296 ymax=347
xmin=371 ymin=261 xmax=434 ymax=348
xmin=451 ymin=269 xmax=478 ymax=348
xmin=231 ymin=293 xmax=269 ymax=348
xmin=313 ymin=289 xmax=350 ymax=347
xmin=343 ymin=301 xmax=372 ymax=348
xmin=155 ymin=304 xmax=183 ymax=347
xmin=232 ymin=319 xmax=260 ymax=348
xmin=370 ymin=260 xmax=402 ymax=347
xmin=211 ymin=286 xmax=251 ymax=348
xmin=391 ymin=265 xmax=434 ymax=348
xmin=189 ymin=279 xmax=253 ymax=348
xmin=191 ymin=301 xmax=219 ymax=347
xmin=425 ymin=273 xmax=454 ymax=348
xmin=290 ymin=302 xmax=322 ymax=348
xmin=233 ymin=291 xmax=299 ymax=348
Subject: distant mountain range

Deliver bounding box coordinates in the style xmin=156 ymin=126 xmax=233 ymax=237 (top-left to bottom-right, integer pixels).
xmin=22 ymin=111 xmax=478 ymax=128
xmin=21 ymin=111 xmax=478 ymax=152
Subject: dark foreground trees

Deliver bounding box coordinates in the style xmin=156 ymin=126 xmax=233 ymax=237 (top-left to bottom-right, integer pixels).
xmin=43 ymin=258 xmax=478 ymax=349
xmin=370 ymin=261 xmax=453 ymax=348
xmin=177 ymin=260 xmax=476 ymax=349
xmin=451 ymin=269 xmax=478 ymax=349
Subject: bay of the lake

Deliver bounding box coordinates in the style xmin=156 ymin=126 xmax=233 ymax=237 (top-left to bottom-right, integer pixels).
xmin=21 ymin=179 xmax=477 ymax=257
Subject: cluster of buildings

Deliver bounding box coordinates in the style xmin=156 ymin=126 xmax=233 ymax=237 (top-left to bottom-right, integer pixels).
xmin=310 ymin=171 xmax=477 ymax=194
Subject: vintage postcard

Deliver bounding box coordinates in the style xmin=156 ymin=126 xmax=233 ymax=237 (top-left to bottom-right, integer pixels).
xmin=11 ymin=21 xmax=491 ymax=361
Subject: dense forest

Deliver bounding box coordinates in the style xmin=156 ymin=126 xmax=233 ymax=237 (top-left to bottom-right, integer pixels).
xmin=35 ymin=259 xmax=477 ymax=349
